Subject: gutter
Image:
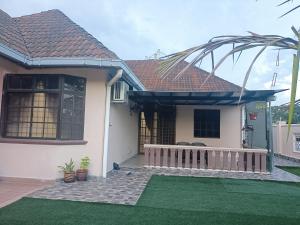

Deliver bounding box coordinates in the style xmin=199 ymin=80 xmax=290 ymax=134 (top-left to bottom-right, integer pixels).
xmin=102 ymin=69 xmax=123 ymax=178
xmin=0 ymin=43 xmax=145 ymax=91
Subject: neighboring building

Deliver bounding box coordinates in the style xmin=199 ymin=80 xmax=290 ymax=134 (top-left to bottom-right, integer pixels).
xmin=0 ymin=9 xmax=280 ymax=180
xmin=273 ymin=122 xmax=300 ymax=160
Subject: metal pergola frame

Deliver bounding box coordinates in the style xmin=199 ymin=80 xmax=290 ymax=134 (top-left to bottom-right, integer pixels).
xmin=128 ymin=89 xmax=285 ymax=106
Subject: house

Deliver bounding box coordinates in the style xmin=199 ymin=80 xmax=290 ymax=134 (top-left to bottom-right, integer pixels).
xmin=0 ymin=9 xmax=280 ymax=180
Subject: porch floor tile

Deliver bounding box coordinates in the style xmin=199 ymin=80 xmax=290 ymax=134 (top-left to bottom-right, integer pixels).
xmin=0 ymin=177 xmax=53 ymax=208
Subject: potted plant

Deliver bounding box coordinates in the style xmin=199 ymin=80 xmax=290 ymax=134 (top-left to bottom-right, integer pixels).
xmin=58 ymin=159 xmax=76 ymax=183
xmin=76 ymin=156 xmax=90 ymax=181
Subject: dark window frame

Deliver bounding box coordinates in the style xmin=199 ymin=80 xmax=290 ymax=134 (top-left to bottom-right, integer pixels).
xmin=0 ymin=74 xmax=86 ymax=140
xmin=194 ymin=109 xmax=220 ymax=138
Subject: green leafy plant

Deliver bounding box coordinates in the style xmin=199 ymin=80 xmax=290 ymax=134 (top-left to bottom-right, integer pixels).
xmin=58 ymin=159 xmax=75 ymax=173
xmin=80 ymin=156 xmax=90 ymax=170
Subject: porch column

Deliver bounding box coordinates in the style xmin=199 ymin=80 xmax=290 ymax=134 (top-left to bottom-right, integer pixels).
xmin=267 ymin=100 xmax=274 ymax=172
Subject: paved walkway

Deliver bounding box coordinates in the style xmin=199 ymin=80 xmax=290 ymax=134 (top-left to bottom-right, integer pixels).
xmin=30 ymin=156 xmax=300 ymax=205
xmin=30 ymin=170 xmax=149 ymax=205
xmin=274 ymin=156 xmax=300 ymax=167
xmin=0 ymin=177 xmax=53 ymax=208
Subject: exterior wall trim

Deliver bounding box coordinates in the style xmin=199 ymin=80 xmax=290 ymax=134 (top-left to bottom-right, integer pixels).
xmin=0 ymin=138 xmax=88 ymax=145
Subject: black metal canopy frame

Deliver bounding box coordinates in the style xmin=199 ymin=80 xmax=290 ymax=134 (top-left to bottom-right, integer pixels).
xmin=128 ymin=89 xmax=286 ymax=106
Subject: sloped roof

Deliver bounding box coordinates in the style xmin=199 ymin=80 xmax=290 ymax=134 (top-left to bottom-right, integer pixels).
xmin=0 ymin=10 xmax=29 ymax=56
xmin=0 ymin=9 xmax=118 ymax=59
xmin=126 ymin=60 xmax=242 ymax=92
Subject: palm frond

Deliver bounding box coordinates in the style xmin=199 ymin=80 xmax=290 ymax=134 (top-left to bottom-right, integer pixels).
xmin=287 ymin=54 xmax=299 ymax=138
xmin=160 ymin=27 xmax=300 ymax=138
xmin=277 ymin=0 xmax=293 ymax=7
xmin=280 ymin=4 xmax=300 ymax=17
xmin=278 ymin=0 xmax=300 ymax=17
xmin=160 ymin=31 xmax=298 ymax=83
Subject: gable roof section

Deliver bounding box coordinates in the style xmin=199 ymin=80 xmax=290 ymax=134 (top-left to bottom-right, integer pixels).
xmin=0 ymin=10 xmax=29 ymax=56
xmin=126 ymin=60 xmax=241 ymax=92
xmin=0 ymin=9 xmax=118 ymax=59
xmin=14 ymin=10 xmax=118 ymax=59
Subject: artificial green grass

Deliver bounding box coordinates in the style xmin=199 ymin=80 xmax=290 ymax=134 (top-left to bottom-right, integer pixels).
xmin=137 ymin=176 xmax=300 ymax=219
xmin=277 ymin=166 xmax=300 ymax=176
xmin=1 ymin=176 xmax=300 ymax=225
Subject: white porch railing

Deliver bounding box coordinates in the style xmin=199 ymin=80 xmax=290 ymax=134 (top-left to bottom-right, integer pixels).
xmin=144 ymin=144 xmax=268 ymax=173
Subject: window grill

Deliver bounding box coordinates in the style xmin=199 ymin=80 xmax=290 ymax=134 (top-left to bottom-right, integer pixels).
xmin=1 ymin=74 xmax=86 ymax=140
xmin=194 ymin=109 xmax=220 ymax=138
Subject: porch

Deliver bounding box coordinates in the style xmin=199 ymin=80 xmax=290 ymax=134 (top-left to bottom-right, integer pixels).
xmin=124 ymin=89 xmax=282 ymax=174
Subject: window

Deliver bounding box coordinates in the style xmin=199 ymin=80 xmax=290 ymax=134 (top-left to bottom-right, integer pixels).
xmin=294 ymin=135 xmax=300 ymax=152
xmin=112 ymin=81 xmax=129 ymax=103
xmin=0 ymin=74 xmax=86 ymax=140
xmin=194 ymin=109 xmax=220 ymax=138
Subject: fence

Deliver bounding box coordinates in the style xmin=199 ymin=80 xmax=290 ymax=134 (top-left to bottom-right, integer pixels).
xmin=144 ymin=144 xmax=268 ymax=173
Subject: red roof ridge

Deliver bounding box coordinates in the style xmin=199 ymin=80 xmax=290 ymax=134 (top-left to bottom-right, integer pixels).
xmin=13 ymin=9 xmax=63 ymax=19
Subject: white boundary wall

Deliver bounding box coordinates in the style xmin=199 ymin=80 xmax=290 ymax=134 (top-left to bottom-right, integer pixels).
xmin=273 ymin=121 xmax=300 ymax=160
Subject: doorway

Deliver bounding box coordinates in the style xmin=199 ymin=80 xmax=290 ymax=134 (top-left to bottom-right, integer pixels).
xmin=138 ymin=106 xmax=176 ymax=153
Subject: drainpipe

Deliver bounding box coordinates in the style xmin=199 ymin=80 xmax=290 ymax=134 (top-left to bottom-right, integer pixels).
xmin=102 ymin=69 xmax=123 ymax=178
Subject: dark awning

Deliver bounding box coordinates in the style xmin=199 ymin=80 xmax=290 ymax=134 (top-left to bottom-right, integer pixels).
xmin=128 ymin=89 xmax=286 ymax=105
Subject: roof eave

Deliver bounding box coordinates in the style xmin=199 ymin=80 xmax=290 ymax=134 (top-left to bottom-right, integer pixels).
xmin=0 ymin=43 xmax=145 ymax=91
xmin=128 ymin=89 xmax=286 ymax=105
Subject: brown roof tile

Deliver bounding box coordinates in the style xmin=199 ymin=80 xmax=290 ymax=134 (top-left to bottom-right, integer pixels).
xmin=0 ymin=9 xmax=29 ymax=56
xmin=0 ymin=9 xmax=118 ymax=59
xmin=126 ymin=60 xmax=241 ymax=92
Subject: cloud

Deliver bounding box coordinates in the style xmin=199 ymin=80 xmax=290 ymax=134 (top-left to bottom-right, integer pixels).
xmin=254 ymin=53 xmax=272 ymax=76
xmin=266 ymin=73 xmax=300 ymax=105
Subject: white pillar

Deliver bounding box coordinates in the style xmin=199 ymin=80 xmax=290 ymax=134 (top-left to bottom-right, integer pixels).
xmin=277 ymin=121 xmax=285 ymax=155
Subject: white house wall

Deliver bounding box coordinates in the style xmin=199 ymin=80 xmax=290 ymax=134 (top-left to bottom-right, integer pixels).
xmin=107 ymin=101 xmax=138 ymax=172
xmin=176 ymin=105 xmax=242 ymax=148
xmin=0 ymin=57 xmax=108 ymax=180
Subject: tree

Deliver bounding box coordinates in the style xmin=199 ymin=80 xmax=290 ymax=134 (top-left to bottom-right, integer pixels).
xmin=272 ymin=104 xmax=300 ymax=124
xmin=160 ymin=0 xmax=300 ymax=134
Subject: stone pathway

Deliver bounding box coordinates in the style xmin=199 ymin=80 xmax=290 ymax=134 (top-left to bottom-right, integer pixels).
xmin=30 ymin=170 xmax=149 ymax=205
xmin=30 ymin=157 xmax=300 ymax=205
xmin=274 ymin=155 xmax=300 ymax=167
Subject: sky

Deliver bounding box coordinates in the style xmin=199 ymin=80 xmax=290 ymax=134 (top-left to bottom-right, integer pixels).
xmin=1 ymin=0 xmax=300 ymax=105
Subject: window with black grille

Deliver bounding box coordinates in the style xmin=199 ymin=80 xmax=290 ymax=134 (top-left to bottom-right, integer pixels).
xmin=0 ymin=74 xmax=86 ymax=140
xmin=194 ymin=109 xmax=220 ymax=138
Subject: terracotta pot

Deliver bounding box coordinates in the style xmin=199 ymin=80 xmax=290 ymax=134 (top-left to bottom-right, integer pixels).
xmin=76 ymin=169 xmax=88 ymax=181
xmin=64 ymin=171 xmax=76 ymax=183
